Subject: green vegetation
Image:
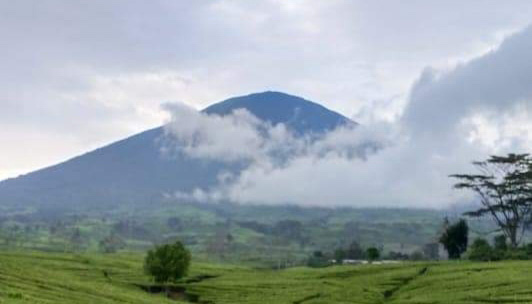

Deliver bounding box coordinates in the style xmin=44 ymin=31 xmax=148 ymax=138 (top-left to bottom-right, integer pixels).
xmin=468 ymin=238 xmax=494 ymax=261
xmin=451 ymin=153 xmax=532 ymax=248
xmin=0 ymin=251 xmax=181 ymax=304
xmin=0 ymin=204 xmax=459 ymax=266
xmin=3 ymin=251 xmax=532 ymax=303
xmin=466 ymin=235 xmax=532 ymax=262
xmin=366 ymin=247 xmax=380 ymax=261
xmin=439 ymin=218 xmax=468 ymax=259
xmin=144 ymin=241 xmax=191 ymax=283
xmin=0 ymin=153 xmax=529 ymax=302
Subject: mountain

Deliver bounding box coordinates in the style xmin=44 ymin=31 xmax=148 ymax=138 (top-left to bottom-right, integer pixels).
xmin=203 ymin=91 xmax=353 ymax=134
xmin=0 ymin=91 xmax=354 ymax=210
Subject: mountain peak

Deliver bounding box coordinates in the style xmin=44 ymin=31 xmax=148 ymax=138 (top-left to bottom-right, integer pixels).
xmin=203 ymin=91 xmax=354 ymax=134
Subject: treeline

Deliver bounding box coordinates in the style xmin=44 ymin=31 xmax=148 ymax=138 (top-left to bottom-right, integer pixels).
xmin=440 ymin=218 xmax=532 ymax=261
xmin=445 ymin=153 xmax=532 ymax=262
xmin=307 ymin=241 xmax=383 ymax=267
xmin=468 ymin=236 xmax=532 ymax=261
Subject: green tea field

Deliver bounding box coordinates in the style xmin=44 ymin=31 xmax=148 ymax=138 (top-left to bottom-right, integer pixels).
xmin=1 ymin=251 xmax=532 ymax=304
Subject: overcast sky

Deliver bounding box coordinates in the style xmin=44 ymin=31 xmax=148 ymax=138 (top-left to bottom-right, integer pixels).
xmin=1 ymin=0 xmax=532 ymax=183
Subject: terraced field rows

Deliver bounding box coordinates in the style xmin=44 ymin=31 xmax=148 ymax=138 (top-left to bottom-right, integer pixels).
xmin=0 ymin=252 xmax=181 ymax=304
xmin=1 ymin=252 xmax=532 ymax=303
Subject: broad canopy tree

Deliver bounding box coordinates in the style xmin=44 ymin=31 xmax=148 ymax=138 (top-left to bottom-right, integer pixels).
xmin=144 ymin=241 xmax=191 ymax=284
xmin=451 ymin=153 xmax=532 ymax=248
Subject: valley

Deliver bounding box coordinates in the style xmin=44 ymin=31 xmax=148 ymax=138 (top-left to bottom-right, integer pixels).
xmin=0 ymin=202 xmax=453 ymax=266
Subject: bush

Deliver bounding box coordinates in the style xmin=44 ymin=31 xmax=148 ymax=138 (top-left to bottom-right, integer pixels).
xmin=525 ymin=243 xmax=532 ymax=257
xmin=387 ymin=251 xmax=410 ymax=260
xmin=502 ymin=249 xmax=529 ymax=260
xmin=346 ymin=241 xmax=365 ymax=259
xmin=334 ymin=248 xmax=346 ymax=263
xmin=307 ymin=250 xmax=331 ymax=268
xmin=366 ymin=247 xmax=380 ymax=261
xmin=144 ymin=241 xmax=191 ymax=283
xmin=468 ymin=241 xmax=532 ymax=261
xmin=409 ymin=251 xmax=425 ymax=261
xmin=98 ymin=234 xmax=125 ymax=253
xmin=307 ymin=256 xmax=330 ymax=268
xmin=493 ymin=235 xmax=507 ymax=251
xmin=307 ymin=251 xmax=331 ymax=268
xmin=468 ymin=238 xmax=494 ymax=261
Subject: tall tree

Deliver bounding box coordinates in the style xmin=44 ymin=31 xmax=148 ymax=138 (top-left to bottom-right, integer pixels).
xmin=346 ymin=240 xmax=364 ymax=259
xmin=439 ymin=218 xmax=468 ymax=259
xmin=366 ymin=247 xmax=380 ymax=261
xmin=451 ymin=154 xmax=532 ymax=248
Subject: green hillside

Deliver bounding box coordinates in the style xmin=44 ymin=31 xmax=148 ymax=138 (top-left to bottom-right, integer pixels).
xmin=0 ymin=203 xmax=453 ymax=266
xmin=1 ymin=251 xmax=532 ymax=303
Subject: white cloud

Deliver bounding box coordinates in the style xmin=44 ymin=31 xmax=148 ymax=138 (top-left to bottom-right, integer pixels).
xmin=164 ymin=103 xmax=272 ymax=162
xmin=164 ymin=26 xmax=532 ymax=208
xmin=164 ymin=109 xmax=472 ymax=208
xmin=2 ymin=0 xmax=532 ymax=180
xmin=466 ymin=104 xmax=532 ymax=151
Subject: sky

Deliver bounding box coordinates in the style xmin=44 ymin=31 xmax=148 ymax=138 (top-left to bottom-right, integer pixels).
xmin=1 ymin=1 xmax=531 ymax=207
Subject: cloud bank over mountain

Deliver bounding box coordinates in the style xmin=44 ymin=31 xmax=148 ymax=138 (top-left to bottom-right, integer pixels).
xmin=165 ymin=26 xmax=532 ymax=208
xmin=3 ymin=1 xmax=532 ymax=180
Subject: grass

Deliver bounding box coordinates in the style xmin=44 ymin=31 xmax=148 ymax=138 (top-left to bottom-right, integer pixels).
xmin=2 ymin=251 xmax=532 ymax=303
xmin=0 ymin=251 xmax=181 ymax=304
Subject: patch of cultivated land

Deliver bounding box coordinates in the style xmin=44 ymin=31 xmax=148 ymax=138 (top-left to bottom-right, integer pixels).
xmin=1 ymin=252 xmax=532 ymax=303
xmin=0 ymin=252 xmax=182 ymax=304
